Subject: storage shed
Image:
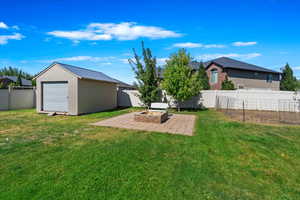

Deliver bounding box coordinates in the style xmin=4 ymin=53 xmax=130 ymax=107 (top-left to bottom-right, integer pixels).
xmin=34 ymin=62 xmax=118 ymax=115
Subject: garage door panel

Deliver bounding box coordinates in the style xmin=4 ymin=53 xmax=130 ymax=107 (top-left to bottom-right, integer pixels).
xmin=43 ymin=82 xmax=68 ymax=112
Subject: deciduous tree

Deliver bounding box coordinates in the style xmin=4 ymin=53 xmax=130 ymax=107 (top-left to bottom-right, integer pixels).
xmin=129 ymin=42 xmax=160 ymax=108
xmin=162 ymin=49 xmax=202 ymax=111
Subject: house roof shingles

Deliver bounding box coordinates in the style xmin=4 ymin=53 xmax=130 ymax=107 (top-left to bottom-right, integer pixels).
xmin=204 ymin=57 xmax=280 ymax=74
xmin=0 ymin=76 xmax=32 ymax=86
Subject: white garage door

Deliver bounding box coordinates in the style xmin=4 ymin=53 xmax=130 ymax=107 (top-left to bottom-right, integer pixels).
xmin=43 ymin=82 xmax=68 ymax=112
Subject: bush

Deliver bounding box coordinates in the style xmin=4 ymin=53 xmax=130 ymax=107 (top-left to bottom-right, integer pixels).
xmin=221 ymin=77 xmax=235 ymax=90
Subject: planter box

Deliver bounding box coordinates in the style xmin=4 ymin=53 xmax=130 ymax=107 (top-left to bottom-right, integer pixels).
xmin=134 ymin=110 xmax=168 ymax=123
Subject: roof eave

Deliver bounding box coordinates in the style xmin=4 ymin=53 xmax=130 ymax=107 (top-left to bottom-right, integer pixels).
xmin=224 ymin=67 xmax=281 ymax=74
xmin=33 ymin=62 xmax=82 ymax=80
xmin=80 ymin=77 xmax=118 ymax=84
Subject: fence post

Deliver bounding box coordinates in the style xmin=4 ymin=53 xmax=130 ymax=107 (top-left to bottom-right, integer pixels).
xmin=278 ymin=100 xmax=281 ymax=123
xmin=226 ymin=97 xmax=229 ymax=114
xmin=8 ymin=85 xmax=12 ymax=110
xmin=243 ymin=100 xmax=245 ymax=122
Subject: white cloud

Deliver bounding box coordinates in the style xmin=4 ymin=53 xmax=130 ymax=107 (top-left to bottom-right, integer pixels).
xmin=11 ymin=25 xmax=20 ymax=30
xmin=48 ymin=30 xmax=112 ymax=41
xmin=122 ymin=52 xmax=132 ymax=56
xmin=203 ymin=44 xmax=226 ymax=48
xmin=48 ymin=22 xmax=181 ymax=42
xmin=232 ymin=41 xmax=257 ymax=47
xmin=198 ymin=53 xmax=261 ymax=60
xmin=157 ymin=57 xmax=168 ymax=65
xmin=173 ymin=42 xmax=202 ymax=48
xmin=0 ymin=22 xmax=8 ymax=29
xmin=120 ymin=58 xmax=129 ymax=64
xmin=293 ymin=66 xmax=300 ymax=70
xmin=172 ymin=42 xmax=225 ymax=48
xmin=100 ymin=62 xmax=112 ymax=65
xmin=0 ymin=33 xmax=24 ymax=45
xmin=120 ymin=57 xmax=167 ymax=65
xmin=54 ymin=56 xmax=115 ymax=62
xmin=0 ymin=22 xmax=20 ymax=30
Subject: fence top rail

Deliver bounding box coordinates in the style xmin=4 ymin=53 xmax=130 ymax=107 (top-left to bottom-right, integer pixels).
xmin=217 ymin=95 xmax=300 ymax=102
xmin=8 ymin=86 xmax=36 ymax=90
xmin=202 ymin=89 xmax=300 ymax=95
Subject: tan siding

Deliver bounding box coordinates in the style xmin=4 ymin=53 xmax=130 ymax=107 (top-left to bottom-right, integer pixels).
xmin=227 ymin=69 xmax=280 ymax=90
xmin=36 ymin=64 xmax=78 ymax=115
xmin=77 ymin=79 xmax=117 ymax=114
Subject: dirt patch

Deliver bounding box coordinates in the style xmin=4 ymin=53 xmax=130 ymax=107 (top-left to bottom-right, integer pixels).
xmin=219 ymin=109 xmax=300 ymax=125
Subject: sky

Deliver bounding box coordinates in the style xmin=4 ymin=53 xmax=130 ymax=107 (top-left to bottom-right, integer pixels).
xmin=1 ymin=0 xmax=300 ymax=84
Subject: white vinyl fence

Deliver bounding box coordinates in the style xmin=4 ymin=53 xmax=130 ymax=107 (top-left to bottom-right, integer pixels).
xmin=216 ymin=96 xmax=300 ymax=112
xmin=117 ymin=89 xmax=300 ymax=112
xmin=0 ymin=87 xmax=36 ymax=110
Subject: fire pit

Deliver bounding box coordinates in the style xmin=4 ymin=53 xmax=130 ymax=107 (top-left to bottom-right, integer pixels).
xmin=134 ymin=110 xmax=168 ymax=124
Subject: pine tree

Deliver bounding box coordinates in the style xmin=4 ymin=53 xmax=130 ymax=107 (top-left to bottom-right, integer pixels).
xmin=0 ymin=66 xmax=32 ymax=79
xmin=198 ymin=62 xmax=210 ymax=90
xmin=280 ymin=63 xmax=297 ymax=91
xmin=129 ymin=42 xmax=160 ymax=108
xmin=16 ymin=73 xmax=22 ymax=86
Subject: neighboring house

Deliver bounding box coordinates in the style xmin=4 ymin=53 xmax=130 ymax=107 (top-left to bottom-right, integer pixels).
xmin=33 ymin=62 xmax=119 ymax=115
xmin=0 ymin=76 xmax=32 ymax=87
xmin=191 ymin=57 xmax=281 ymax=90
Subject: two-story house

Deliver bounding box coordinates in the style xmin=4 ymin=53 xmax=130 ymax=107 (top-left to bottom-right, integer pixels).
xmin=190 ymin=57 xmax=281 ymax=90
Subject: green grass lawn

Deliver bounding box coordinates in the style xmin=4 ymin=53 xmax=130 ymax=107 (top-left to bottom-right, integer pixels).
xmin=1 ymin=108 xmax=300 ymax=200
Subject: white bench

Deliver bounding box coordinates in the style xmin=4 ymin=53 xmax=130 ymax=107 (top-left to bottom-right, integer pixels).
xmin=150 ymin=102 xmax=169 ymax=110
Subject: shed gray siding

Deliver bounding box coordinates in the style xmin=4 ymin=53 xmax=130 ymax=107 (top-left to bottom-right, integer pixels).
xmin=77 ymin=79 xmax=117 ymax=114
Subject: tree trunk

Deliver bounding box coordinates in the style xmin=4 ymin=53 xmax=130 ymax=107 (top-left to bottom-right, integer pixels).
xmin=177 ymin=101 xmax=181 ymax=112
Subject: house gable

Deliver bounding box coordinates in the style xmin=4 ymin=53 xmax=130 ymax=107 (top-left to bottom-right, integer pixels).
xmin=33 ymin=62 xmax=80 ymax=80
xmin=206 ymin=64 xmax=227 ymax=90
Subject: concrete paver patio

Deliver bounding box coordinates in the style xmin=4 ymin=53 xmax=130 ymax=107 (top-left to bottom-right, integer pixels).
xmin=91 ymin=112 xmax=196 ymax=136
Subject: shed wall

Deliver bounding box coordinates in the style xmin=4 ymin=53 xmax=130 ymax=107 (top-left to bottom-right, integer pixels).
xmin=78 ymin=79 xmax=117 ymax=114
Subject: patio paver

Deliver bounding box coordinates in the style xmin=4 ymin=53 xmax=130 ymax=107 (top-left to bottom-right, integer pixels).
xmin=91 ymin=112 xmax=196 ymax=136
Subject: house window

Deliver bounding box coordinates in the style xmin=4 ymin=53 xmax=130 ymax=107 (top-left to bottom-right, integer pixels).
xmin=210 ymin=69 xmax=218 ymax=84
xmin=267 ymin=74 xmax=273 ymax=83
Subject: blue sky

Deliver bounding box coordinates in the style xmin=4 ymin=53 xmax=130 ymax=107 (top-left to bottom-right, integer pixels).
xmin=1 ymin=0 xmax=300 ymax=83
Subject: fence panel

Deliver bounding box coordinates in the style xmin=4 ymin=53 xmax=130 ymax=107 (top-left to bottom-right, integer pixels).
xmin=117 ymin=89 xmax=144 ymax=107
xmin=117 ymin=89 xmax=300 ymax=112
xmin=0 ymin=87 xmax=36 ymax=110
xmin=10 ymin=88 xmax=36 ymax=110
xmin=216 ymin=96 xmax=300 ymax=112
xmin=0 ymin=90 xmax=9 ymax=110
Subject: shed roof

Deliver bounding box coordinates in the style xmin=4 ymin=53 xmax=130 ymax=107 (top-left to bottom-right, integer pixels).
xmin=113 ymin=79 xmax=136 ymax=89
xmin=34 ymin=62 xmax=118 ymax=83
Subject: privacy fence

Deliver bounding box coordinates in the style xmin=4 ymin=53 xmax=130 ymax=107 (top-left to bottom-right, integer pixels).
xmin=118 ymin=89 xmax=300 ymax=124
xmin=0 ymin=86 xmax=36 ymax=110
xmin=118 ymin=89 xmax=300 ymax=110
